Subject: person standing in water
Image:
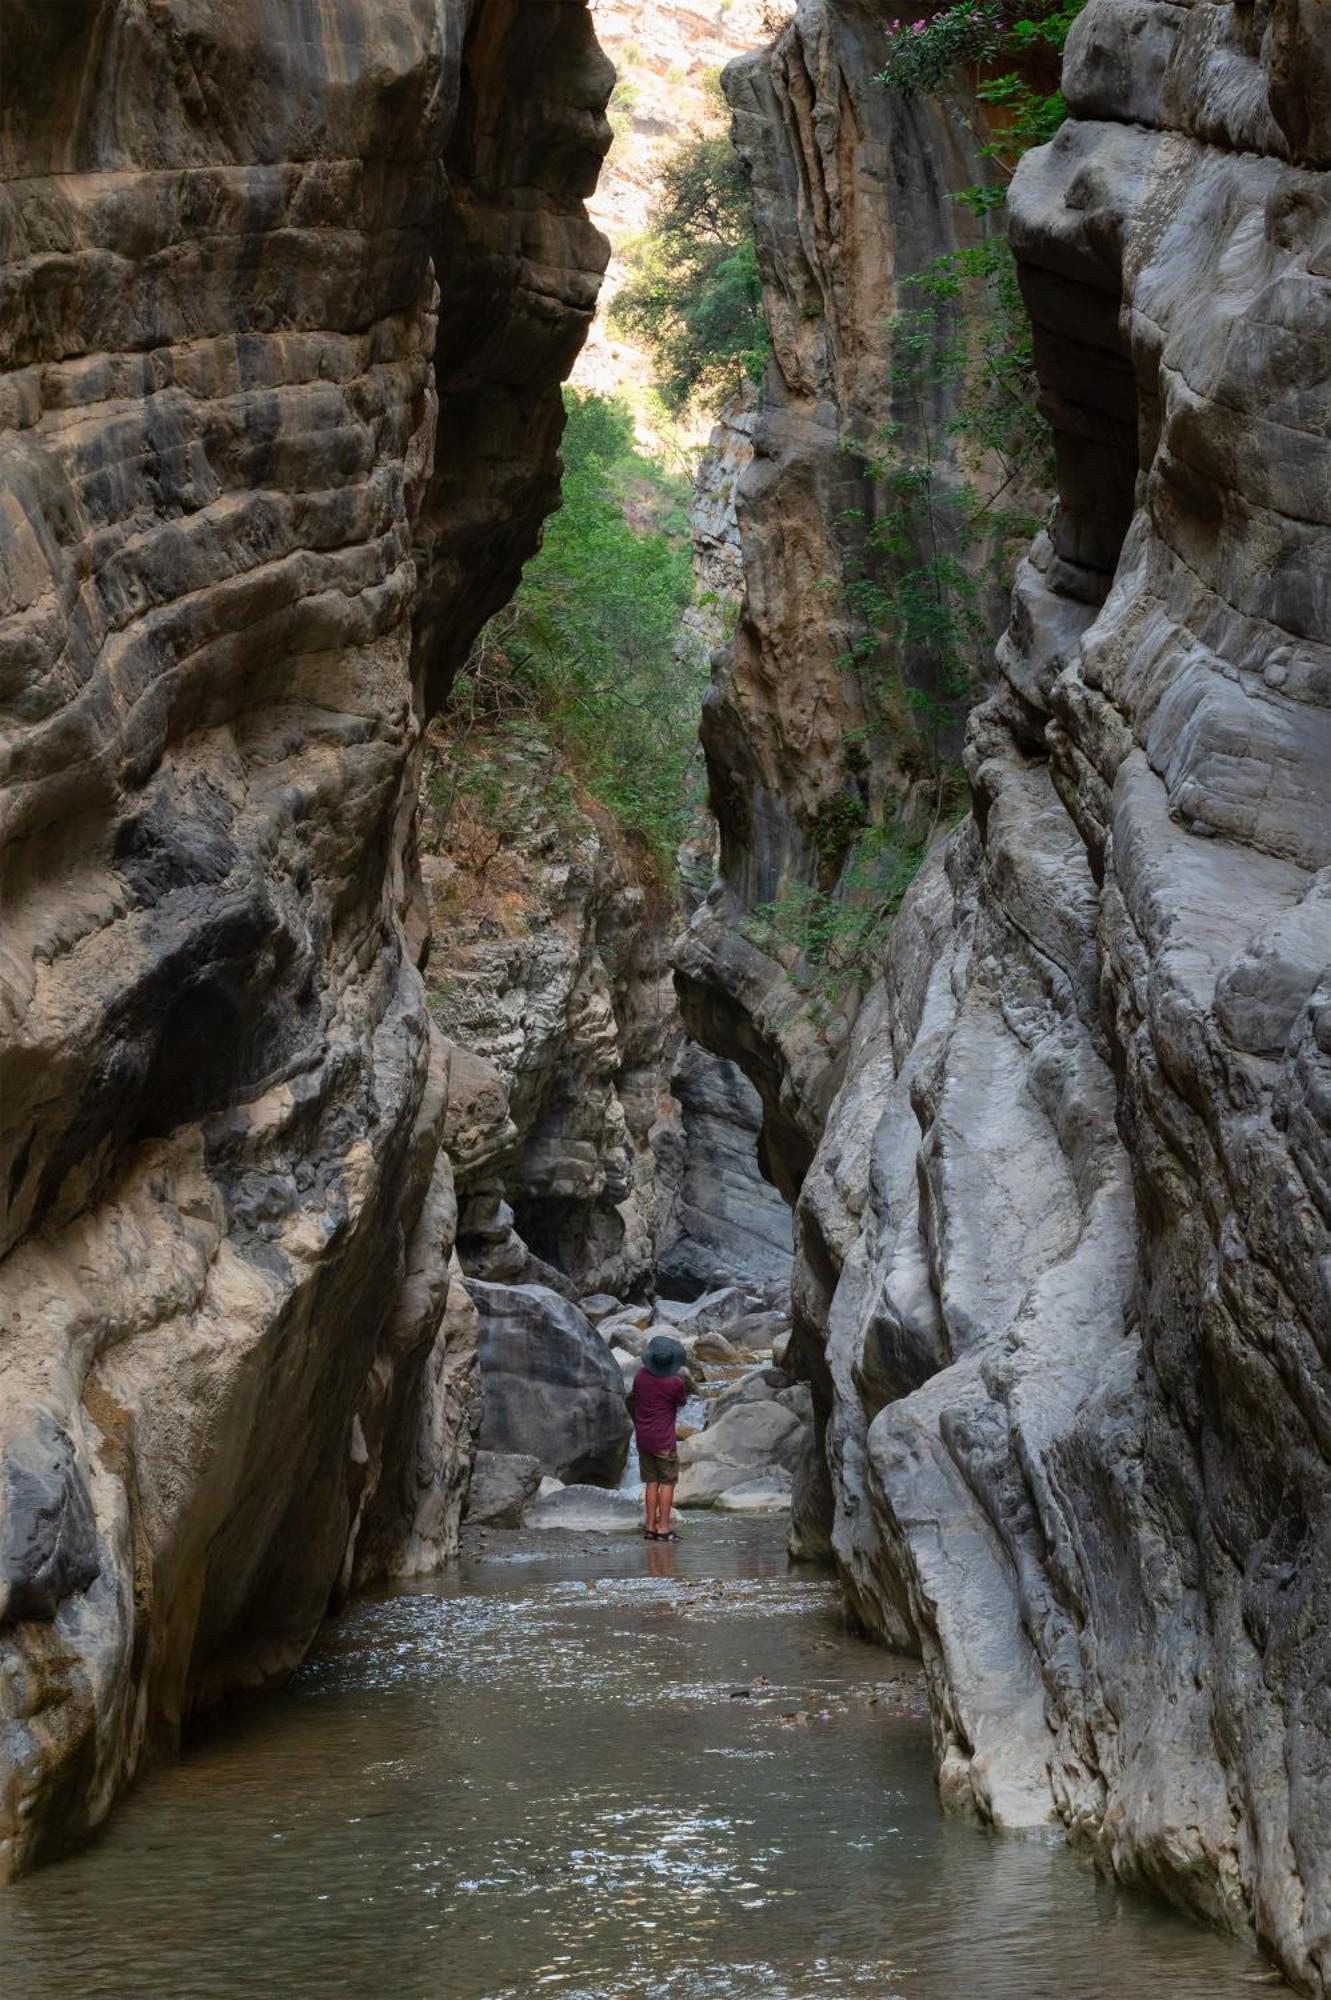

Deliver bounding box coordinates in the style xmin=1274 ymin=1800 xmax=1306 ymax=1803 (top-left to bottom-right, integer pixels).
xmin=628 ymin=1334 xmax=693 ymax=1541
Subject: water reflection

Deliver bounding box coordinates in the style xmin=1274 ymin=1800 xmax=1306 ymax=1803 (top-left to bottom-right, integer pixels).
xmin=0 ymin=1519 xmax=1278 ymax=1999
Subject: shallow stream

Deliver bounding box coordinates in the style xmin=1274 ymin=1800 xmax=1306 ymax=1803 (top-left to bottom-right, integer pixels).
xmin=2 ymin=1519 xmax=1273 ymax=1998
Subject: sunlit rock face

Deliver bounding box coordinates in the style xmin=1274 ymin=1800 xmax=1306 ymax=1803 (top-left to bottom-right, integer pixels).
xmin=674 ymin=0 xmax=997 ymax=1200
xmin=0 ymin=0 xmax=610 ymax=1874
xmin=681 ymin=0 xmax=1331 ymax=1988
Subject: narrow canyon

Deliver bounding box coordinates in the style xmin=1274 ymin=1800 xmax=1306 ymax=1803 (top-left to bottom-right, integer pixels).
xmin=0 ymin=2 xmax=1328 ymax=1996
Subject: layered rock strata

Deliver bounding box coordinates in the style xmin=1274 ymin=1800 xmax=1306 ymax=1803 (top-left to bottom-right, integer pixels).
xmin=681 ymin=0 xmax=1331 ymax=1990
xmin=0 ymin=0 xmax=610 ymax=1874
xmin=660 ymin=385 xmax=794 ymax=1299
xmin=420 ymin=727 xmax=676 ymax=1301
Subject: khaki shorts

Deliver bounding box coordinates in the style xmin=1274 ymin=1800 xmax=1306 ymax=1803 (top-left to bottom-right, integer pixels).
xmin=638 ymin=1448 xmax=678 ymax=1486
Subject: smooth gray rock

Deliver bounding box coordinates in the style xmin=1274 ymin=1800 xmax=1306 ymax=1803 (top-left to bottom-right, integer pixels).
xmin=524 ymin=1486 xmax=645 ymax=1533
xmin=579 ymin=1295 xmax=624 ymax=1325
xmin=598 ymin=1307 xmax=654 ymax=1350
xmin=470 ymin=1281 xmax=631 ymax=1487
xmin=654 ymin=1299 xmax=698 ymax=1327
xmin=655 ymin=1040 xmax=793 ymax=1299
xmin=710 ymin=1367 xmax=789 ymax=1421
xmin=679 ymin=1400 xmax=804 ymax=1479
xmin=464 ymin=1452 xmax=543 ymax=1530
xmin=714 ymin=1472 xmax=792 ymax=1514
xmin=673 ymin=1 xmax=1331 ymax=1989
xmin=675 ymin=1460 xmax=754 ymax=1508
xmin=663 ymin=1286 xmax=751 ymax=1334
xmin=724 ymin=1310 xmax=790 ymax=1352
xmin=676 ymin=1392 xmax=806 ymax=1509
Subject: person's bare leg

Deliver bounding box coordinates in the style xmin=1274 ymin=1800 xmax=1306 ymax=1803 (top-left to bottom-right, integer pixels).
xmin=657 ymin=1484 xmax=676 ymax=1537
xmin=643 ymin=1480 xmax=659 ymax=1536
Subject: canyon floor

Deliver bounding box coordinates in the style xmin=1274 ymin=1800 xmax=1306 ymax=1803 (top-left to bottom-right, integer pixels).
xmin=0 ymin=1514 xmax=1276 ymax=2000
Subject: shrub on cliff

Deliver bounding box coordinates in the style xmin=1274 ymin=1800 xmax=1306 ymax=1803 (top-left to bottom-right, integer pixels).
xmin=444 ymin=391 xmax=703 ymax=866
xmin=878 ymin=2 xmax=1080 ymax=163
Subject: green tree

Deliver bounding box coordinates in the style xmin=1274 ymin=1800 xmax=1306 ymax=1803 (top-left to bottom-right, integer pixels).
xmin=611 ymin=133 xmax=768 ymax=416
xmin=445 ymin=392 xmax=704 ymax=865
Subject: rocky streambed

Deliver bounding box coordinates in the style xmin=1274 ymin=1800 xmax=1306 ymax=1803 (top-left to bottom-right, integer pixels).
xmin=465 ymin=1279 xmax=814 ymax=1533
xmin=0 ymin=1516 xmax=1273 ymax=2000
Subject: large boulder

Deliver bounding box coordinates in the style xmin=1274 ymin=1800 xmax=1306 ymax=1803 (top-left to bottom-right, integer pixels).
xmin=654 ymin=1285 xmax=751 ymax=1333
xmin=711 ymin=1366 xmax=788 ymax=1421
xmin=724 ymin=1310 xmax=789 ymax=1352
xmin=684 ymin=1399 xmax=804 ymax=1470
xmin=676 ymin=1400 xmax=806 ymax=1507
xmin=599 ymin=1312 xmax=653 ymax=1356
xmin=676 ymin=1459 xmax=756 ymax=1508
xmin=579 ymin=1295 xmax=624 ymax=1325
xmin=469 ymin=1281 xmax=631 ymax=1486
xmin=464 ymin=1452 xmax=543 ymax=1529
xmin=691 ymin=1330 xmax=742 ymax=1364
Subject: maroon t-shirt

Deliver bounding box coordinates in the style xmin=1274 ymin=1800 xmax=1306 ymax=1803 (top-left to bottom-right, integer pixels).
xmin=630 ymin=1369 xmax=689 ymax=1453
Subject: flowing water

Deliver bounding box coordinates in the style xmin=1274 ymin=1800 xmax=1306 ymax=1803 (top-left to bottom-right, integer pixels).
xmin=2 ymin=1519 xmax=1276 ymax=1999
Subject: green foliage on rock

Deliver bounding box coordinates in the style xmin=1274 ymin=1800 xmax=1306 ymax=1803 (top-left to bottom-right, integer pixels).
xmin=837 ymin=229 xmax=1047 ymax=782
xmin=751 ymin=1 xmax=1089 ymax=1000
xmin=611 ymin=131 xmax=768 ymax=416
xmin=877 ymin=1 xmax=1082 ymax=172
xmin=445 ymin=390 xmax=704 ymax=865
xmin=747 ymin=826 xmax=933 ymax=1011
xmin=844 ymin=0 xmax=1089 ymax=761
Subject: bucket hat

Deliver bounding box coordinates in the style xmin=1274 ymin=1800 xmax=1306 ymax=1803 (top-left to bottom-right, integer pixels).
xmin=644 ymin=1333 xmax=686 ymax=1377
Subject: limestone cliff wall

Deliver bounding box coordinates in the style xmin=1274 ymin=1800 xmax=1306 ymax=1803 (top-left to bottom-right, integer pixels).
xmin=675 ymin=0 xmax=997 ymax=1198
xmin=680 ymin=0 xmax=1331 ymax=1989
xmin=419 ymin=725 xmax=677 ymax=1302
xmin=0 ymin=0 xmax=610 ymax=1874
